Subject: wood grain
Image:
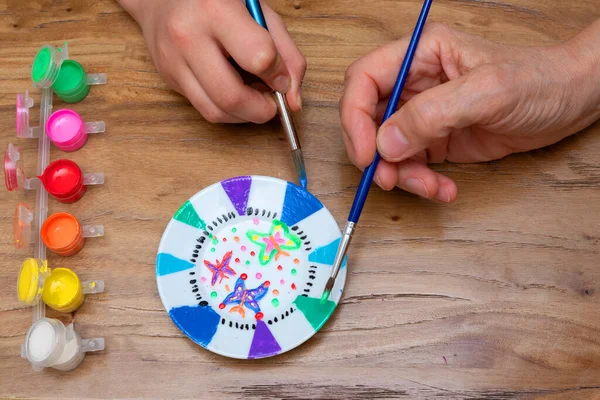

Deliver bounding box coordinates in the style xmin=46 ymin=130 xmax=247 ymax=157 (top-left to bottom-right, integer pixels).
xmin=1 ymin=0 xmax=599 ymax=398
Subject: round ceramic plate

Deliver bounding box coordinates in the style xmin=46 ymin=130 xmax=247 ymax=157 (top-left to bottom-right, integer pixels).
xmin=156 ymin=176 xmax=347 ymax=359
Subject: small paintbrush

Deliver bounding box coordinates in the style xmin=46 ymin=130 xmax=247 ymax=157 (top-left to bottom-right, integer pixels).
xmin=245 ymin=0 xmax=308 ymax=189
xmin=321 ymin=0 xmax=434 ymax=303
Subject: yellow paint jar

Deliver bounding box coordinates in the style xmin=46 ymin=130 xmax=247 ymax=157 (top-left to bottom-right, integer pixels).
xmin=17 ymin=258 xmax=104 ymax=313
xmin=42 ymin=268 xmax=84 ymax=312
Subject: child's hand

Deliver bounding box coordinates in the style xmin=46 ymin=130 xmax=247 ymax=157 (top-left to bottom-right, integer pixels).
xmin=340 ymin=22 xmax=600 ymax=202
xmin=119 ymin=0 xmax=306 ymax=123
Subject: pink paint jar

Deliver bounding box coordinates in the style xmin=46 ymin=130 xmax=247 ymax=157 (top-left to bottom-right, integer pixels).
xmin=46 ymin=109 xmax=105 ymax=152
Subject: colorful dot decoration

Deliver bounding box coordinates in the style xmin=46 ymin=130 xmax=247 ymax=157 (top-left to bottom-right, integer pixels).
xmin=194 ymin=217 xmax=306 ymax=325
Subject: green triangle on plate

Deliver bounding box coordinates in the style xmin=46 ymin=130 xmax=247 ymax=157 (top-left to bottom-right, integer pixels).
xmin=173 ymin=201 xmax=206 ymax=230
xmin=293 ymin=295 xmax=336 ymax=331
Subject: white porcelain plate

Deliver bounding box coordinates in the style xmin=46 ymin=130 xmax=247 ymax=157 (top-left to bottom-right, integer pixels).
xmin=156 ymin=176 xmax=347 ymax=359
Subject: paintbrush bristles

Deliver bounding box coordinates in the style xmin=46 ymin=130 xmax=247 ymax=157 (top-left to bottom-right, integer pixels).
xmin=320 ymin=278 xmax=335 ymax=304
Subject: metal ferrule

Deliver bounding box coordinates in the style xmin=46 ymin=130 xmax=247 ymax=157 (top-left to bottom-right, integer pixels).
xmin=273 ymin=92 xmax=300 ymax=151
xmin=330 ymin=221 xmax=356 ymax=280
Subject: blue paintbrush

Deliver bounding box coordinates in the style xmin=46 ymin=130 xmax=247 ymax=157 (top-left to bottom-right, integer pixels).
xmin=245 ymin=0 xmax=308 ymax=189
xmin=321 ymin=0 xmax=434 ymax=303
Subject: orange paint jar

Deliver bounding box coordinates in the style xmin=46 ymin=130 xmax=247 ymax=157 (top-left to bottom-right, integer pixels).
xmin=41 ymin=212 xmax=85 ymax=256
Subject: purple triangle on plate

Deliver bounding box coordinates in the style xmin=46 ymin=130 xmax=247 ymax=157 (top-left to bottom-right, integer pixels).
xmin=248 ymin=320 xmax=282 ymax=359
xmin=221 ymin=176 xmax=252 ymax=216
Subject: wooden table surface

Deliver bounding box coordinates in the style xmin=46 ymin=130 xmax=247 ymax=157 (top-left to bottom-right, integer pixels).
xmin=1 ymin=1 xmax=599 ymax=399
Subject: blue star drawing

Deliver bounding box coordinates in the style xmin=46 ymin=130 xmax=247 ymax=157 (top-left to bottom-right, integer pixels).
xmin=219 ymin=277 xmax=270 ymax=319
xmin=203 ymin=251 xmax=236 ymax=286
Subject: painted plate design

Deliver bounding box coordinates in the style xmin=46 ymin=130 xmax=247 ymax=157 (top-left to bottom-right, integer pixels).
xmin=156 ymin=176 xmax=347 ymax=359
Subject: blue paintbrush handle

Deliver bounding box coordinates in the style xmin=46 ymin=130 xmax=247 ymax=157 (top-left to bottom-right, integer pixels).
xmin=246 ymin=0 xmax=269 ymax=30
xmin=348 ymin=0 xmax=433 ymax=223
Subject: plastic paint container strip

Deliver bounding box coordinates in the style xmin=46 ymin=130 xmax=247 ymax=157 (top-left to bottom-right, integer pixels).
xmin=46 ymin=109 xmax=105 ymax=152
xmin=41 ymin=212 xmax=104 ymax=256
xmin=39 ymin=159 xmax=104 ymax=203
xmin=22 ymin=317 xmax=105 ymax=372
xmin=17 ymin=258 xmax=104 ymax=313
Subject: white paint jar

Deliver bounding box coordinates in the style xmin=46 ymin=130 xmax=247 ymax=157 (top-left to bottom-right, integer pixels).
xmin=21 ymin=318 xmax=104 ymax=372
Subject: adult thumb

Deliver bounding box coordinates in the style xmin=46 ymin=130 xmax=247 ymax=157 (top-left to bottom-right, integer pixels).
xmin=376 ymin=76 xmax=479 ymax=163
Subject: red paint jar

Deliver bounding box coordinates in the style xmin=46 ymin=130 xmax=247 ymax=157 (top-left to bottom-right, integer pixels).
xmin=39 ymin=159 xmax=86 ymax=203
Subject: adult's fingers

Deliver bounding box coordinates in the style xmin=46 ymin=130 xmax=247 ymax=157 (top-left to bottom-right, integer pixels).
xmin=340 ymin=29 xmax=445 ymax=169
xmin=262 ymin=4 xmax=306 ymax=111
xmin=395 ymin=158 xmax=457 ymax=202
xmin=211 ymin=0 xmax=292 ymax=94
xmin=376 ymin=74 xmax=483 ymax=163
xmin=186 ymin=39 xmax=277 ymax=123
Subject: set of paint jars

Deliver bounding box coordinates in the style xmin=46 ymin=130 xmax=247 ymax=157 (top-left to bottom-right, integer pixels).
xmin=4 ymin=42 xmax=107 ymax=372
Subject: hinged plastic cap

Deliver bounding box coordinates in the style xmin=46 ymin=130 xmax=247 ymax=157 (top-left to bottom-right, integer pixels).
xmin=14 ymin=203 xmax=33 ymax=249
xmin=18 ymin=258 xmax=50 ymax=305
xmin=4 ymin=144 xmax=24 ymax=191
xmin=16 ymin=90 xmax=37 ymax=138
xmin=31 ymin=42 xmax=68 ymax=88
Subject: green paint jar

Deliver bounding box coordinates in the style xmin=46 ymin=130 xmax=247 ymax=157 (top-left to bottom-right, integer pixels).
xmin=30 ymin=43 xmax=106 ymax=103
xmin=52 ymin=60 xmax=90 ymax=103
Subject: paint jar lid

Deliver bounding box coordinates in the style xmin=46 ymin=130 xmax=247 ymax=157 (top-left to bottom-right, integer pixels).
xmin=40 ymin=159 xmax=83 ymax=197
xmin=41 ymin=212 xmax=83 ymax=253
xmin=16 ymin=90 xmax=36 ymax=138
xmin=17 ymin=258 xmax=50 ymax=305
xmin=156 ymin=175 xmax=347 ymax=359
xmin=14 ymin=203 xmax=33 ymax=249
xmin=31 ymin=43 xmax=68 ymax=89
xmin=22 ymin=318 xmax=66 ymax=371
xmin=4 ymin=144 xmax=25 ymax=191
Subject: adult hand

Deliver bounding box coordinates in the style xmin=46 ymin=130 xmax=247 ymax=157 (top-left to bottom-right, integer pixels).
xmin=119 ymin=0 xmax=306 ymax=123
xmin=340 ymin=22 xmax=600 ymax=202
